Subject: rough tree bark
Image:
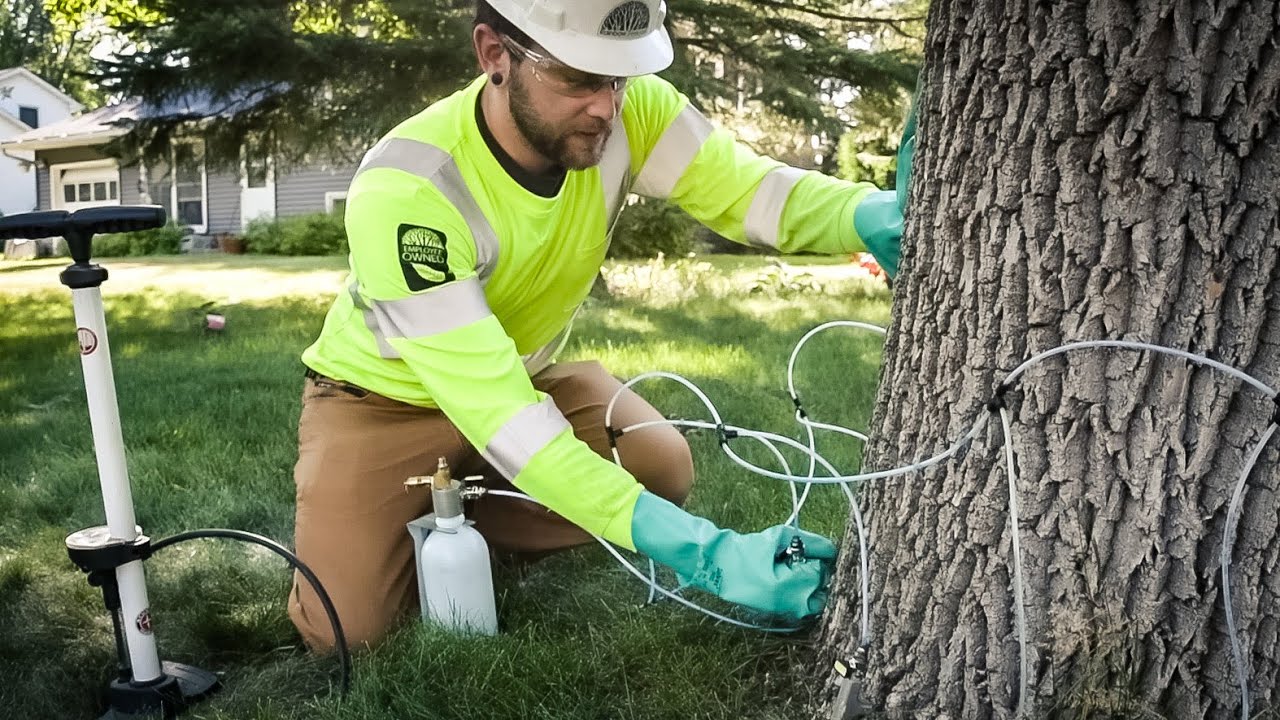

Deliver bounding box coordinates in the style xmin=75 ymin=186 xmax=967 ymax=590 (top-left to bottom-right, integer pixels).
xmin=815 ymin=1 xmax=1280 ymax=717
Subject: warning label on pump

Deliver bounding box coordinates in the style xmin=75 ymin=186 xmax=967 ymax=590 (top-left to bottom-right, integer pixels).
xmin=77 ymin=328 xmax=98 ymax=355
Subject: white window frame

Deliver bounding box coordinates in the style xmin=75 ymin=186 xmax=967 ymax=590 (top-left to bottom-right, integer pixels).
xmin=239 ymin=135 xmax=277 ymax=227
xmin=325 ymin=191 xmax=348 ymax=214
xmin=50 ymin=159 xmax=121 ymax=211
xmin=240 ymin=133 xmax=274 ymax=192
xmin=169 ymin=139 xmax=209 ymax=234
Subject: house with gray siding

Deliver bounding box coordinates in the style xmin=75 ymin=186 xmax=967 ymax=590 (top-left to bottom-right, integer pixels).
xmin=0 ymin=67 xmax=83 ymax=217
xmin=0 ymin=94 xmax=359 ymax=238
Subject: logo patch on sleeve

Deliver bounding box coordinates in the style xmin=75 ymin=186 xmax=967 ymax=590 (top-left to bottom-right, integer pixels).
xmin=398 ymin=224 xmax=456 ymax=291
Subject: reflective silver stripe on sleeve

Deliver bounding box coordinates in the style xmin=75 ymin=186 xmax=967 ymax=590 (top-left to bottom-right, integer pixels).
xmin=743 ymin=166 xmax=806 ymax=249
xmin=598 ymin=118 xmax=632 ymax=229
xmin=481 ymin=397 xmax=572 ymax=481
xmin=522 ymin=323 xmax=572 ymax=376
xmin=347 ymin=277 xmax=368 ymax=311
xmin=633 ymin=105 xmax=714 ymax=199
xmin=357 ymin=137 xmax=500 ymax=283
xmin=369 ymin=277 xmax=491 ymax=340
xmin=347 ymin=277 xmax=399 ymax=358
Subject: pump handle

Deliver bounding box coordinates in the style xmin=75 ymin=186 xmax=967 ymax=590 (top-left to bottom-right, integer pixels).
xmin=0 ymin=206 xmax=166 ymax=241
xmin=0 ymin=206 xmax=167 ymax=265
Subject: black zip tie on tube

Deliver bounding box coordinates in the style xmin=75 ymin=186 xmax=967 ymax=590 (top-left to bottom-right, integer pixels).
xmin=605 ymin=425 xmax=624 ymax=450
xmin=790 ymin=393 xmax=808 ymax=419
xmin=985 ymin=383 xmax=1013 ymax=413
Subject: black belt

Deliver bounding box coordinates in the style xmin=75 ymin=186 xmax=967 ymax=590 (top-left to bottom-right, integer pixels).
xmin=303 ymin=367 xmax=369 ymax=398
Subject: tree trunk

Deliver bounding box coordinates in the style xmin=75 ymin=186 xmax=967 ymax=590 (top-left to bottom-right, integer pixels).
xmin=816 ymin=1 xmax=1280 ymax=717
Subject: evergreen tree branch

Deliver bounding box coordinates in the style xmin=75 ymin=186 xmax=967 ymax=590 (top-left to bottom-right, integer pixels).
xmin=746 ymin=0 xmax=925 ymax=37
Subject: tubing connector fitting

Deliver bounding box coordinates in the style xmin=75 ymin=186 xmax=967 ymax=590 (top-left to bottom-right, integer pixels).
xmin=831 ymin=645 xmax=871 ymax=719
xmin=459 ymin=483 xmax=488 ymax=502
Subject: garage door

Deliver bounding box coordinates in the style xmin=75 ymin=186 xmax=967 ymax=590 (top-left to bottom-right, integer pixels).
xmin=57 ymin=165 xmax=121 ymax=211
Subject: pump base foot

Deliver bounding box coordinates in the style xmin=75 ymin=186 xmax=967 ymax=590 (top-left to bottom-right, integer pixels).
xmin=97 ymin=661 xmax=221 ymax=719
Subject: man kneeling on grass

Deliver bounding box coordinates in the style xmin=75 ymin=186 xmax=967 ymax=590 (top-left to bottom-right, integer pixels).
xmin=289 ymin=0 xmax=908 ymax=651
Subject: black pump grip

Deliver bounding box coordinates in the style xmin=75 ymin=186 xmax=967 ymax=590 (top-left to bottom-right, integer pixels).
xmin=71 ymin=205 xmax=167 ymax=236
xmin=0 ymin=210 xmax=70 ymax=241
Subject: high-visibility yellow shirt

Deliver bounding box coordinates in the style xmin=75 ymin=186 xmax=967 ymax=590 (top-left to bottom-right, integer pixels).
xmin=302 ymin=73 xmax=878 ymax=549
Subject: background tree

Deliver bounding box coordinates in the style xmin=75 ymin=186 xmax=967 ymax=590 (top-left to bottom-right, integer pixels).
xmin=834 ymin=0 xmax=927 ymax=187
xmin=95 ymin=0 xmax=476 ymax=167
xmin=0 ymin=0 xmax=122 ymax=105
xmin=663 ymin=0 xmax=922 ymax=167
xmin=816 ymin=0 xmax=1280 ymax=716
xmin=87 ymin=0 xmax=921 ymax=169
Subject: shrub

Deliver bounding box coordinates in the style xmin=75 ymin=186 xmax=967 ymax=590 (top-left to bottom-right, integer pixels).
xmin=836 ymin=132 xmax=896 ymax=188
xmin=744 ymin=258 xmax=825 ymax=298
xmin=241 ymin=217 xmax=281 ymax=254
xmin=608 ymin=196 xmax=697 ymax=259
xmin=602 ymin=253 xmax=722 ymax=305
xmin=92 ymin=223 xmax=185 ymax=257
xmin=244 ymin=212 xmax=347 ymax=256
xmin=91 ymin=233 xmax=132 ymax=257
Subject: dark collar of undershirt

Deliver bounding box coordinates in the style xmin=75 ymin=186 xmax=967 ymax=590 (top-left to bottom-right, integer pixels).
xmin=475 ymin=93 xmax=565 ymax=198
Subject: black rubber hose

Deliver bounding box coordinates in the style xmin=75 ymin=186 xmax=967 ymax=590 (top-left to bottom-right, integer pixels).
xmin=149 ymin=529 xmax=351 ymax=696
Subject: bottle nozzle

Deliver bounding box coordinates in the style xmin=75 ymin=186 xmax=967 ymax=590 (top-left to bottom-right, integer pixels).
xmin=777 ymin=535 xmax=807 ymax=566
xmin=429 ymin=457 xmax=466 ymax=526
xmin=433 ymin=457 xmax=452 ymax=491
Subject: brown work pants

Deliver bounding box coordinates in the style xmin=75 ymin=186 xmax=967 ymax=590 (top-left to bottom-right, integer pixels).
xmin=287 ymin=360 xmax=694 ymax=652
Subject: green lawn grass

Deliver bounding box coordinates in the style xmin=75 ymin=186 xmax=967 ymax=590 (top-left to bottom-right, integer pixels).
xmin=0 ymin=253 xmax=890 ymax=719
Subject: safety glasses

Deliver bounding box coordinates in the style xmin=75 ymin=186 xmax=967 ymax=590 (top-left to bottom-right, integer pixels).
xmin=500 ymin=35 xmax=628 ymax=98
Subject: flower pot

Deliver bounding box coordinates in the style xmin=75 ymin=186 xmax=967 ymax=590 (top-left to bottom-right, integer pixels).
xmin=218 ymin=235 xmax=246 ymax=254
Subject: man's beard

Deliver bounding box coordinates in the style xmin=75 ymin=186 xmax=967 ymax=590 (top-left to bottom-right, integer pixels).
xmin=509 ymin=72 xmax=611 ymax=170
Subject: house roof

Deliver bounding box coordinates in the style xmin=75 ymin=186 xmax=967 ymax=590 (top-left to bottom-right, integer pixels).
xmin=0 ymin=87 xmax=281 ymax=152
xmin=0 ymin=109 xmax=30 ymax=135
xmin=0 ymin=99 xmax=138 ymax=151
xmin=0 ymin=67 xmax=84 ymax=113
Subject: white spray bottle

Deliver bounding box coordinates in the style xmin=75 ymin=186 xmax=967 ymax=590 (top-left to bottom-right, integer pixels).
xmin=406 ymin=458 xmax=498 ymax=635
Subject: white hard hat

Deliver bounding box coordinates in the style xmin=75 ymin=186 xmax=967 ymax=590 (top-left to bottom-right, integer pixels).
xmin=485 ymin=0 xmax=674 ymax=77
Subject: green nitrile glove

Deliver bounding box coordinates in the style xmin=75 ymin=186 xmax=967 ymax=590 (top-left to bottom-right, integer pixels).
xmin=853 ymin=191 xmax=902 ymax=279
xmin=852 ymin=96 xmax=917 ymax=279
xmin=630 ymin=491 xmax=837 ymax=621
xmin=896 ymin=96 xmax=917 ymax=213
